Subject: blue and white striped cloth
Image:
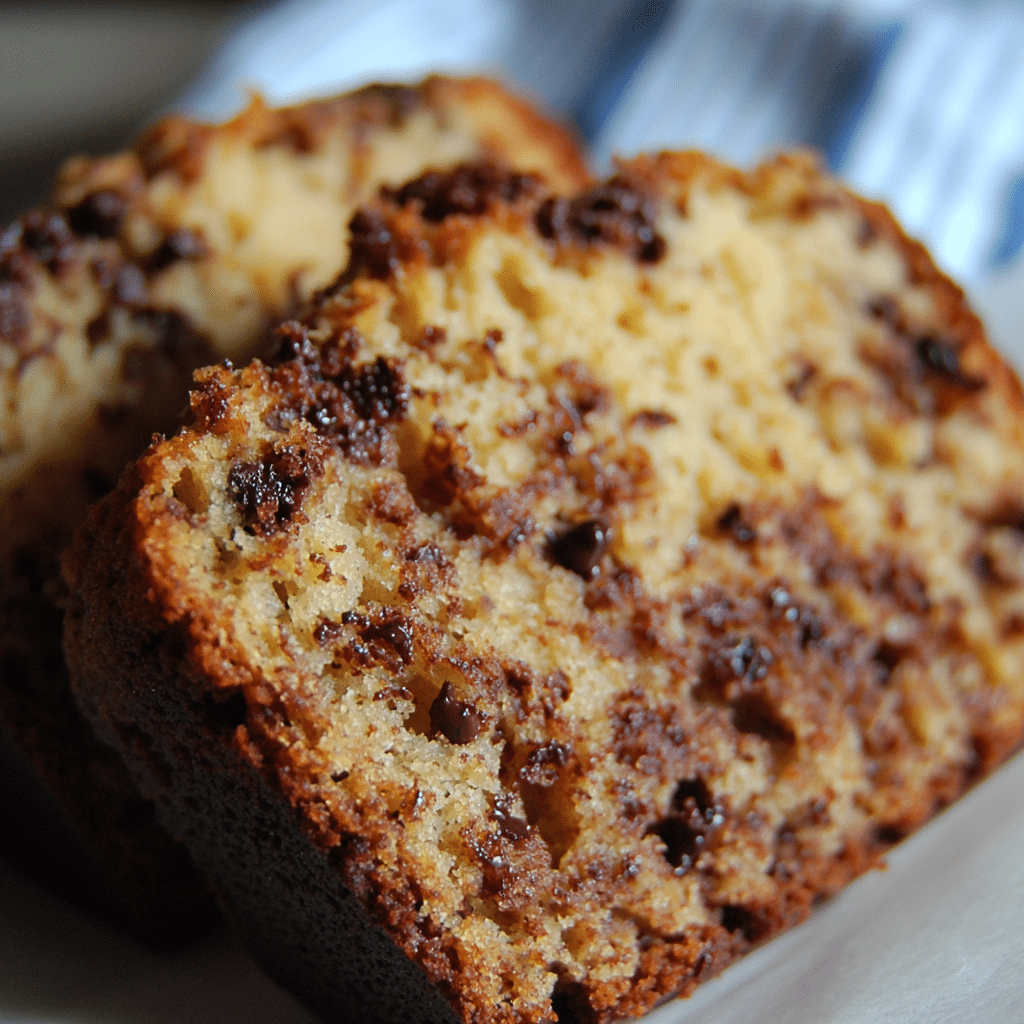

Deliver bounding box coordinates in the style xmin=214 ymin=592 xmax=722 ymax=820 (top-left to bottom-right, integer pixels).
xmin=184 ymin=0 xmax=1024 ymax=283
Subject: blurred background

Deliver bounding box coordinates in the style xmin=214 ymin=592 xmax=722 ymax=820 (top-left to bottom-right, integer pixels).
xmin=3 ymin=0 xmax=1024 ymax=283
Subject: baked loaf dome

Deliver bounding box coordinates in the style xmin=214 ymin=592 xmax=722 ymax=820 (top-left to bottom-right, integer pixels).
xmin=65 ymin=154 xmax=1024 ymax=1020
xmin=0 ymin=78 xmax=587 ymax=938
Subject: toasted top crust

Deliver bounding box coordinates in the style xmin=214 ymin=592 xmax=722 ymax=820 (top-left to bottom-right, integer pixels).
xmin=65 ymin=154 xmax=1024 ymax=1023
xmin=0 ymin=77 xmax=587 ymax=562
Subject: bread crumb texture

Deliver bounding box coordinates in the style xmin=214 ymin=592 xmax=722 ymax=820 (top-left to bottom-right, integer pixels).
xmin=65 ymin=153 xmax=1024 ymax=1024
xmin=0 ymin=78 xmax=586 ymax=940
xmin=0 ymin=77 xmax=587 ymax=563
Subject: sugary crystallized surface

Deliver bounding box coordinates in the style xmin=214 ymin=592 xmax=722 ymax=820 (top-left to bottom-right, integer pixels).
xmin=65 ymin=153 xmax=1024 ymax=1022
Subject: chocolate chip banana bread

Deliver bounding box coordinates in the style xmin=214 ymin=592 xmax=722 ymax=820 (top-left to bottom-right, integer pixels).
xmin=64 ymin=154 xmax=1024 ymax=1019
xmin=0 ymin=78 xmax=587 ymax=938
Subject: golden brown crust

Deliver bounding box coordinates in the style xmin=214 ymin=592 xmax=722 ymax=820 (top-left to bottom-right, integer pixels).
xmin=65 ymin=153 xmax=1024 ymax=1020
xmin=2 ymin=78 xmax=588 ymax=937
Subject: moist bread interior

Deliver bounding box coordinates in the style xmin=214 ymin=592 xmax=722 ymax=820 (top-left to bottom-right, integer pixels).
xmin=0 ymin=77 xmax=587 ymax=938
xmin=64 ymin=154 xmax=1024 ymax=1022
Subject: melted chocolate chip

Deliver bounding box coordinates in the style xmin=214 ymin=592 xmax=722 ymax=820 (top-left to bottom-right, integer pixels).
xmin=630 ymin=408 xmax=677 ymax=429
xmin=429 ymin=681 xmax=482 ymax=744
xmin=729 ymin=693 xmax=795 ymax=745
xmin=520 ymin=739 xmax=572 ymax=787
xmin=535 ymin=175 xmax=667 ymax=263
xmin=383 ymin=162 xmax=540 ymax=222
xmin=340 ymin=609 xmax=414 ymax=668
xmin=416 ymin=324 xmax=447 ymax=350
xmin=717 ymin=503 xmax=757 ymax=544
xmin=915 ymin=335 xmax=986 ymax=391
xmin=786 ymin=360 xmax=818 ymax=401
xmin=870 ymin=640 xmax=907 ymax=684
xmin=150 ymin=227 xmax=209 ymax=271
xmin=270 ymin=328 xmax=409 ymax=465
xmin=867 ymin=294 xmax=902 ymax=329
xmin=342 ymin=355 xmax=409 ymax=423
xmin=345 ymin=208 xmax=408 ymax=281
xmin=719 ymin=904 xmax=772 ymax=943
xmin=701 ymin=635 xmax=774 ymax=690
xmin=313 ymin=619 xmax=344 ymax=647
xmin=550 ymin=520 xmax=610 ymax=579
xmin=980 ymin=500 xmax=1024 ymax=533
xmin=19 ymin=211 xmax=76 ymax=272
xmin=865 ymin=295 xmax=987 ymax=406
xmin=65 ymin=190 xmax=128 ymax=238
xmin=86 ymin=311 xmax=111 ymax=347
xmin=228 ymin=444 xmax=324 ymax=535
xmin=766 ymin=588 xmax=825 ymax=649
xmin=493 ymin=797 xmax=530 ymax=842
xmin=646 ymin=777 xmax=723 ymax=872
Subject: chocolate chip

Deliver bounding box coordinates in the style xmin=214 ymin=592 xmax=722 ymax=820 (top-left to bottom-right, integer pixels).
xmin=729 ymin=693 xmax=795 ymax=745
xmin=86 ymin=311 xmax=110 ymax=347
xmin=341 ymin=609 xmax=414 ymax=667
xmin=630 ymin=409 xmax=677 ymax=429
xmin=341 ymin=355 xmax=409 ymax=423
xmin=429 ymin=682 xmax=482 ymax=744
xmin=535 ymin=175 xmax=667 ymax=263
xmin=915 ymin=335 xmax=986 ymax=391
xmin=717 ymin=503 xmax=757 ymax=544
xmin=345 ymin=208 xmax=407 ymax=280
xmin=520 ymin=739 xmax=572 ymax=787
xmin=870 ymin=640 xmax=906 ymax=684
xmin=415 ymin=324 xmax=447 ymax=350
xmin=149 ymin=227 xmax=209 ymax=271
xmin=646 ymin=777 xmax=724 ymax=872
xmin=719 ymin=904 xmax=771 ymax=942
xmin=313 ymin=619 xmax=344 ymax=647
xmin=65 ymin=190 xmax=128 ymax=238
xmin=20 ymin=211 xmax=76 ymax=272
xmin=269 ymin=327 xmax=408 ymax=466
xmin=382 ymin=162 xmax=540 ymax=222
xmin=228 ymin=444 xmax=324 ymax=535
xmin=550 ymin=520 xmax=610 ymax=579
xmin=701 ymin=635 xmax=774 ymax=689
xmin=493 ymin=798 xmax=529 ymax=842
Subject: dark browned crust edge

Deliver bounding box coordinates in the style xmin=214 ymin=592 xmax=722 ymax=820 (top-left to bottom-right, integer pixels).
xmin=134 ymin=76 xmax=588 ymax=192
xmin=1 ymin=75 xmax=590 ymax=941
xmin=62 ymin=152 xmax=1024 ymax=1020
xmin=62 ymin=475 xmax=463 ymax=1024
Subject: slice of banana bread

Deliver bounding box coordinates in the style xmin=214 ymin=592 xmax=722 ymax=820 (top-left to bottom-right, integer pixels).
xmin=64 ymin=154 xmax=1024 ymax=1020
xmin=0 ymin=78 xmax=587 ymax=939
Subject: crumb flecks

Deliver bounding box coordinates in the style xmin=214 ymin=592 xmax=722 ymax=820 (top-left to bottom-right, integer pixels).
xmin=1 ymin=78 xmax=590 ymax=943
xmin=64 ymin=151 xmax=1024 ymax=1024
